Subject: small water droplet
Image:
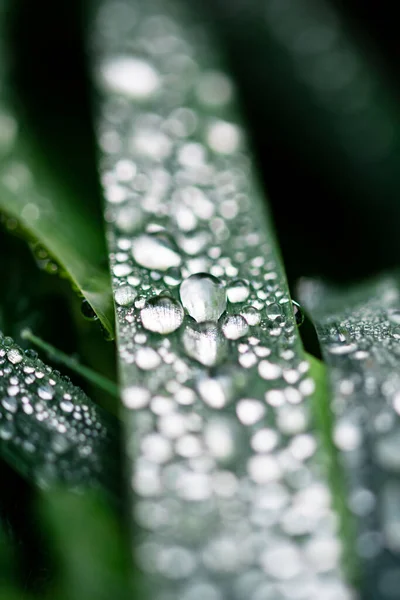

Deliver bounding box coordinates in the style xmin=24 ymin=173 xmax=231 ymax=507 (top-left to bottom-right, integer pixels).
xmin=221 ymin=314 xmax=249 ymax=340
xmin=132 ymin=233 xmax=181 ymax=271
xmin=179 ymin=273 xmax=226 ymax=323
xmin=240 ymin=305 xmax=261 ymax=326
xmin=2 ymin=396 xmax=18 ymax=413
xmin=182 ymin=322 xmax=227 ymax=367
xmin=266 ymin=302 xmax=283 ymax=321
xmin=81 ymin=299 xmax=98 ymax=321
xmin=226 ymin=279 xmax=250 ymax=303
xmin=163 ymin=267 xmax=182 ymax=287
xmin=141 ymin=295 xmax=184 ymax=334
xmin=0 ymin=421 xmax=14 ymax=440
xmin=7 ymin=349 xmax=23 ymax=364
xmin=292 ymin=300 xmax=305 ymax=326
xmin=114 ymin=285 xmax=137 ymax=306
xmin=38 ymin=385 xmax=54 ymax=400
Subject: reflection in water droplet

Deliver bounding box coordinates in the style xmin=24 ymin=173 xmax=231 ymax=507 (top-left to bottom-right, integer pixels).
xmin=180 ymin=273 xmax=226 ymax=323
xmin=132 ymin=233 xmax=182 ymax=271
xmin=240 ymin=305 xmax=261 ymax=326
xmin=221 ymin=314 xmax=249 ymax=340
xmin=182 ymin=322 xmax=227 ymax=367
xmin=140 ymin=295 xmax=184 ymax=334
xmin=7 ymin=349 xmax=23 ymax=364
xmin=227 ymin=279 xmax=250 ymax=303
xmin=292 ymin=300 xmax=305 ymax=326
xmin=114 ymin=285 xmax=137 ymax=306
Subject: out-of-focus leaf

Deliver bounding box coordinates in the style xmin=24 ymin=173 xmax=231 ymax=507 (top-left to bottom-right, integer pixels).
xmin=0 ymin=2 xmax=114 ymax=337
xmin=39 ymin=489 xmax=131 ymax=600
xmin=300 ymin=274 xmax=400 ymax=600
xmin=90 ymin=1 xmax=354 ymax=598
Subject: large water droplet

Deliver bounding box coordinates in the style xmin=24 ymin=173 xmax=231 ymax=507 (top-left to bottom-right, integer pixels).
xmin=227 ymin=279 xmax=250 ymax=303
xmin=132 ymin=233 xmax=181 ymax=271
xmin=141 ymin=295 xmax=184 ymax=334
xmin=182 ymin=322 xmax=227 ymax=367
xmin=221 ymin=314 xmax=249 ymax=340
xmin=179 ymin=273 xmax=226 ymax=323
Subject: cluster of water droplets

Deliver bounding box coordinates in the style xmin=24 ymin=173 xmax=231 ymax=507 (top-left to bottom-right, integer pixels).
xmin=0 ymin=332 xmax=118 ymax=493
xmin=300 ymin=275 xmax=400 ymax=599
xmin=94 ymin=0 xmax=352 ymax=598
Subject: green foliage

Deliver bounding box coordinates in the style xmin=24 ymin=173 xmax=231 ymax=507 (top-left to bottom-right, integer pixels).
xmin=0 ymin=0 xmax=400 ymax=598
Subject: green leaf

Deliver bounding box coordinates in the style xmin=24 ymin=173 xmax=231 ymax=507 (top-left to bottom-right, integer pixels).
xmin=0 ymin=332 xmax=119 ymax=500
xmin=300 ymin=275 xmax=400 ymax=598
xmin=38 ymin=489 xmax=131 ymax=600
xmin=91 ymin=0 xmax=353 ymax=597
xmin=0 ymin=4 xmax=114 ymax=337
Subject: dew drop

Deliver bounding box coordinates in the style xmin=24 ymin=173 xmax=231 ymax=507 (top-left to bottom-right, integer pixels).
xmin=38 ymin=385 xmax=54 ymax=400
xmin=132 ymin=233 xmax=181 ymax=271
xmin=179 ymin=273 xmax=226 ymax=323
xmin=387 ymin=308 xmax=400 ymax=325
xmin=114 ymin=285 xmax=137 ymax=306
xmin=240 ymin=305 xmax=261 ymax=326
xmin=292 ymin=300 xmax=305 ymax=326
xmin=227 ymin=279 xmax=250 ymax=303
xmin=7 ymin=349 xmax=23 ymax=364
xmin=182 ymin=322 xmax=227 ymax=367
xmin=81 ymin=299 xmax=98 ymax=321
xmin=266 ymin=302 xmax=283 ymax=321
xmin=0 ymin=421 xmax=14 ymax=440
xmin=2 ymin=396 xmax=18 ymax=413
xmin=140 ymin=295 xmax=184 ymax=334
xmin=221 ymin=314 xmax=249 ymax=340
xmin=101 ymin=56 xmax=160 ymax=99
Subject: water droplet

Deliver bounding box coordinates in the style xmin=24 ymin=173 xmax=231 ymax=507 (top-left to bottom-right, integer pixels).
xmin=388 ymin=309 xmax=400 ymax=325
xmin=292 ymin=300 xmax=305 ymax=326
xmin=141 ymin=296 xmax=184 ymax=334
xmin=135 ymin=347 xmax=161 ymax=370
xmin=236 ymin=398 xmax=265 ymax=425
xmin=132 ymin=233 xmax=181 ymax=271
xmin=227 ymin=279 xmax=250 ymax=303
xmin=266 ymin=302 xmax=283 ymax=321
xmin=81 ymin=299 xmax=98 ymax=321
xmin=240 ymin=305 xmax=261 ymax=326
xmin=182 ymin=322 xmax=227 ymax=367
xmin=221 ymin=314 xmax=249 ymax=340
xmin=38 ymin=385 xmax=54 ymax=400
xmin=0 ymin=421 xmax=14 ymax=440
xmin=2 ymin=396 xmax=18 ymax=413
xmin=179 ymin=273 xmax=226 ymax=323
xmin=114 ymin=285 xmax=137 ymax=306
xmin=101 ymin=56 xmax=160 ymax=99
xmin=114 ymin=204 xmax=143 ymax=234
xmin=163 ymin=267 xmax=182 ymax=287
xmin=7 ymin=349 xmax=23 ymax=364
